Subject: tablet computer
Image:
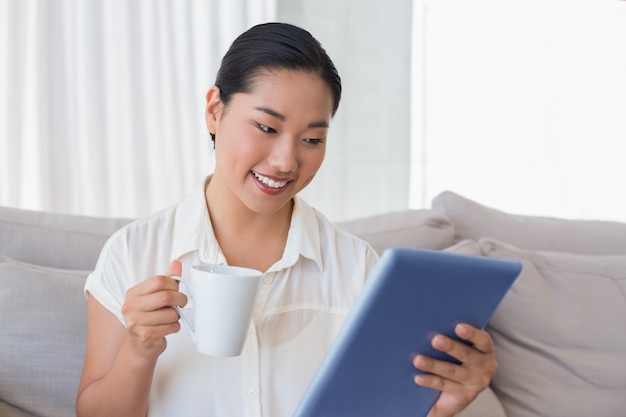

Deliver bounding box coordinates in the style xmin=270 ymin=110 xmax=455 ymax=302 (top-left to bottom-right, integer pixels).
xmin=292 ymin=246 xmax=522 ymax=417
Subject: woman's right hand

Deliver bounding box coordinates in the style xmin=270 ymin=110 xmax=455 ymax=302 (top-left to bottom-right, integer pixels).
xmin=121 ymin=260 xmax=188 ymax=357
xmin=77 ymin=260 xmax=188 ymax=417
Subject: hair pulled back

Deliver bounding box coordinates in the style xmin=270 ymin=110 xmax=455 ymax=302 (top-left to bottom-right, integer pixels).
xmin=214 ymin=22 xmax=342 ymax=118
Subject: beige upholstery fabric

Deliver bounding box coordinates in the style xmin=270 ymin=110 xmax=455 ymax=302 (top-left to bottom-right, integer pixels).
xmin=0 ymin=206 xmax=131 ymax=270
xmin=480 ymin=239 xmax=626 ymax=417
xmin=0 ymin=256 xmax=89 ymax=417
xmin=444 ymin=239 xmax=508 ymax=417
xmin=433 ymin=191 xmax=626 ymax=255
xmin=456 ymin=387 xmax=508 ymax=417
xmin=339 ymin=209 xmax=455 ymax=254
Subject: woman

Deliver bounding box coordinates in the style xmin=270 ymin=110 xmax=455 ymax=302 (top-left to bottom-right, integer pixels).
xmin=76 ymin=22 xmax=497 ymax=417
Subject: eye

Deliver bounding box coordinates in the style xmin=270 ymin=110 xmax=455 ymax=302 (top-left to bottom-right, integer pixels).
xmin=256 ymin=123 xmax=277 ymax=134
xmin=303 ymin=138 xmax=325 ymax=145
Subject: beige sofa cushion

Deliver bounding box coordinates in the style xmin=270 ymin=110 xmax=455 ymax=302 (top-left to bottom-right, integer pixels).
xmin=0 ymin=401 xmax=38 ymax=417
xmin=479 ymin=239 xmax=626 ymax=417
xmin=441 ymin=239 xmax=509 ymax=417
xmin=338 ymin=209 xmax=455 ymax=254
xmin=0 ymin=206 xmax=131 ymax=270
xmin=432 ymin=191 xmax=626 ymax=254
xmin=456 ymin=386 xmax=508 ymax=417
xmin=0 ymin=256 xmax=89 ymax=417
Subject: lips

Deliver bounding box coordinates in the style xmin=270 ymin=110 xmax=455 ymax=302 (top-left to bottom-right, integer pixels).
xmin=251 ymin=171 xmax=291 ymax=189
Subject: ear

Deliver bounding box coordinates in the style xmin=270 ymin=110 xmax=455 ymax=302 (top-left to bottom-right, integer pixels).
xmin=205 ymin=85 xmax=223 ymax=135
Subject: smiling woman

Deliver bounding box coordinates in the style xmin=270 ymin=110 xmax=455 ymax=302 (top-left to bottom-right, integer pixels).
xmin=76 ymin=22 xmax=500 ymax=417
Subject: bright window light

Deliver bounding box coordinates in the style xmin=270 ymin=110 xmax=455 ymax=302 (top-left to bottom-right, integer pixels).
xmin=411 ymin=0 xmax=626 ymax=221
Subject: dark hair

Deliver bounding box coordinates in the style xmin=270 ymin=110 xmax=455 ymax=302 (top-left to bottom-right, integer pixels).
xmin=211 ymin=23 xmax=342 ymax=141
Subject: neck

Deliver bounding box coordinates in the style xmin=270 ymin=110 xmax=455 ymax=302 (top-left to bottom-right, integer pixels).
xmin=204 ymin=176 xmax=293 ymax=270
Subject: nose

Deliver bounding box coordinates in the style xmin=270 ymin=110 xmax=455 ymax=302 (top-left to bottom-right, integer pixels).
xmin=268 ymin=136 xmax=298 ymax=173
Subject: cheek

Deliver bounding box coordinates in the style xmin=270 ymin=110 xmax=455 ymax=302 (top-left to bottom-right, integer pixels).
xmin=217 ymin=127 xmax=265 ymax=162
xmin=298 ymin=152 xmax=325 ymax=190
xmin=300 ymin=147 xmax=326 ymax=175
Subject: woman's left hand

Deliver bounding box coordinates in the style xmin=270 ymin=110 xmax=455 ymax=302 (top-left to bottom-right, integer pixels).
xmin=412 ymin=323 xmax=498 ymax=417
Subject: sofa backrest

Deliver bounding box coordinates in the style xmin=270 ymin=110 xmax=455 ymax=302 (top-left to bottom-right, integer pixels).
xmin=433 ymin=192 xmax=626 ymax=417
xmin=0 ymin=207 xmax=132 ymax=416
xmin=338 ymin=208 xmax=455 ymax=254
xmin=433 ymin=191 xmax=626 ymax=255
xmin=0 ymin=206 xmax=132 ymax=270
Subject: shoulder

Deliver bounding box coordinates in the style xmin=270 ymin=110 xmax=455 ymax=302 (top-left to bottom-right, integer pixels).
xmin=94 ymin=205 xmax=179 ymax=277
xmin=101 ymin=177 xmax=210 ymax=262
xmin=103 ymin=205 xmax=178 ymax=253
xmin=318 ymin=208 xmax=373 ymax=252
xmin=295 ymin=196 xmax=379 ymax=270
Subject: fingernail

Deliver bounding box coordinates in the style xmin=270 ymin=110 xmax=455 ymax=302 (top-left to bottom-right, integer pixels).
xmin=456 ymin=323 xmax=470 ymax=338
xmin=414 ymin=374 xmax=426 ymax=385
xmin=432 ymin=335 xmax=447 ymax=349
xmin=414 ymin=355 xmax=430 ymax=368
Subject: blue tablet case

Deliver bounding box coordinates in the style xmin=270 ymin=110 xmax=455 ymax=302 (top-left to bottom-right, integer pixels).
xmin=292 ymin=246 xmax=522 ymax=417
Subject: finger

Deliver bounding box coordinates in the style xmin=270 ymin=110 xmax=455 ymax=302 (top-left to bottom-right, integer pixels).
xmin=123 ymin=278 xmax=187 ymax=317
xmin=122 ymin=290 xmax=187 ymax=328
xmin=429 ymin=329 xmax=494 ymax=368
xmin=413 ymin=365 xmax=476 ymax=407
xmin=455 ymin=324 xmax=494 ymax=354
xmin=413 ymin=354 xmax=472 ymax=386
xmin=137 ymin=288 xmax=188 ymax=312
xmin=128 ymin=275 xmax=180 ymax=300
xmin=430 ymin=333 xmax=477 ymax=367
xmin=414 ymin=371 xmax=447 ymax=391
xmin=166 ymin=259 xmax=182 ymax=277
xmin=125 ymin=305 xmax=182 ymax=328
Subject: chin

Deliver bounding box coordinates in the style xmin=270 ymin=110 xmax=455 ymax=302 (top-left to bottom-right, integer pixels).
xmin=246 ymin=196 xmax=295 ymax=217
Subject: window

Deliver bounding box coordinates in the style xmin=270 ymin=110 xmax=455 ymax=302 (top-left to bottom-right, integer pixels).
xmin=411 ymin=0 xmax=626 ymax=221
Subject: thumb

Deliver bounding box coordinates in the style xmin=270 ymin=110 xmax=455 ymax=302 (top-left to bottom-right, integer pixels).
xmin=166 ymin=259 xmax=182 ymax=277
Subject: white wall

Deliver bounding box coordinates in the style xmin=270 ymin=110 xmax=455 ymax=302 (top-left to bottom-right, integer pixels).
xmin=411 ymin=0 xmax=626 ymax=221
xmin=278 ymin=0 xmax=413 ymax=222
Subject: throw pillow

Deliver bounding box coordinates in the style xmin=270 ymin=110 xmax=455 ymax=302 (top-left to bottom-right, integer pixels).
xmin=0 ymin=256 xmax=89 ymax=417
xmin=432 ymin=191 xmax=626 ymax=254
xmin=338 ymin=209 xmax=455 ymax=254
xmin=456 ymin=386 xmax=508 ymax=417
xmin=443 ymin=239 xmax=482 ymax=255
xmin=479 ymin=239 xmax=626 ymax=417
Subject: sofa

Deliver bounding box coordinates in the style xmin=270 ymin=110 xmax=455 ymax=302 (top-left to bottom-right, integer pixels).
xmin=1 ymin=191 xmax=625 ymax=417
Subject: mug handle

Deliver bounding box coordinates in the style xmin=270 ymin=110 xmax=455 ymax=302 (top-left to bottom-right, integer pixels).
xmin=171 ymin=276 xmax=195 ymax=339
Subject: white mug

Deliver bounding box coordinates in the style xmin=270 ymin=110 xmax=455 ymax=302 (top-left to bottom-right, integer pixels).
xmin=173 ymin=264 xmax=263 ymax=357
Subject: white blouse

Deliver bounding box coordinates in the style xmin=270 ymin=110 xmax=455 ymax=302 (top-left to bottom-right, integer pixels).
xmin=85 ymin=177 xmax=379 ymax=417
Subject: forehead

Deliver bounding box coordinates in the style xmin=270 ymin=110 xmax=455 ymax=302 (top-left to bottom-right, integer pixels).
xmin=237 ymin=69 xmax=334 ymax=118
xmin=249 ymin=68 xmax=327 ymax=93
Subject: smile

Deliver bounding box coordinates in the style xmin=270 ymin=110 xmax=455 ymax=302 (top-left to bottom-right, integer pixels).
xmin=252 ymin=171 xmax=291 ymax=189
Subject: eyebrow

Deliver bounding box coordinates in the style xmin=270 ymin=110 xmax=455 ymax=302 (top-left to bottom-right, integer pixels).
xmin=255 ymin=106 xmax=329 ymax=129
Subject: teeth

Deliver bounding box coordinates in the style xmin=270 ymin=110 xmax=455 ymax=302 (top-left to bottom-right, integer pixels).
xmin=252 ymin=172 xmax=289 ymax=189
